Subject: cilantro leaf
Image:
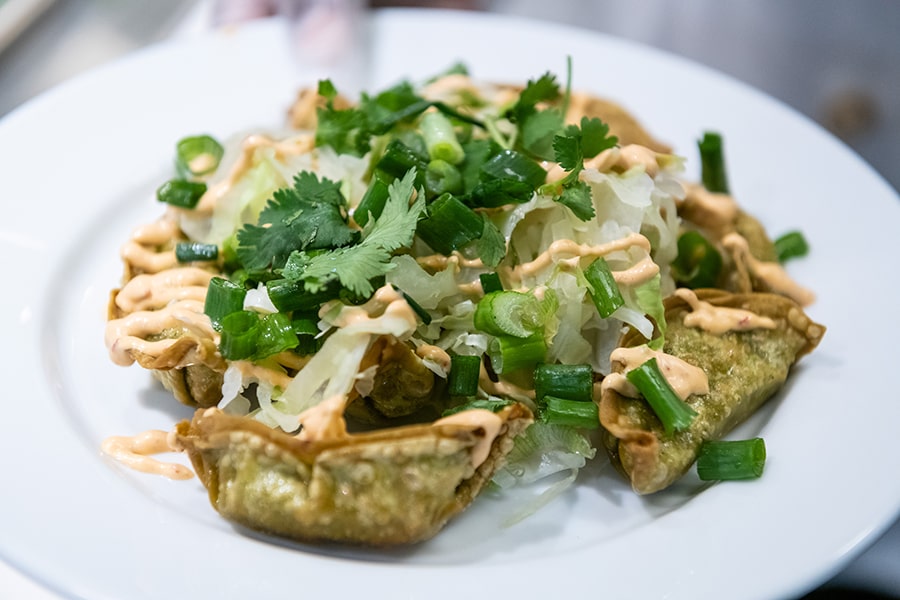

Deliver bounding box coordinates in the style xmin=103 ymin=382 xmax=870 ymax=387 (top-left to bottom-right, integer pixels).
xmin=556 ymin=181 xmax=595 ymax=221
xmin=520 ymin=109 xmax=564 ymax=160
xmin=543 ymin=116 xmax=616 ymax=222
xmin=579 ymin=117 xmax=618 ymax=158
xmin=236 ymin=172 xmax=357 ymax=272
xmin=315 ymin=82 xmax=370 ymax=156
xmin=281 ymin=169 xmax=426 ymax=297
xmin=477 ymin=216 xmax=507 ymax=267
xmin=553 ymin=131 xmax=583 ymax=171
xmin=510 ymin=72 xmax=560 ymax=122
xmin=360 ymin=82 xmax=432 ymax=135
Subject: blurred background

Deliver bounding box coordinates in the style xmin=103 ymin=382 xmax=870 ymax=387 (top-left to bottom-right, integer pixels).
xmin=0 ymin=0 xmax=897 ymax=598
xmin=0 ymin=0 xmax=897 ymax=190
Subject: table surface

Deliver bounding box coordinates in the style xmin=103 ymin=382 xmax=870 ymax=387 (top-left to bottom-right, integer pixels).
xmin=1 ymin=2 xmax=897 ymax=599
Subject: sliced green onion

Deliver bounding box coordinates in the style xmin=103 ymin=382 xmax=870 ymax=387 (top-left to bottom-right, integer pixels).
xmin=489 ymin=333 xmax=546 ymax=374
xmin=672 ymin=230 xmax=722 ymax=289
xmin=416 ymin=193 xmax=484 ymax=254
xmin=175 ymin=242 xmax=218 ymax=263
xmin=480 ymin=149 xmax=547 ymax=188
xmin=625 ymin=357 xmax=698 ymax=435
xmin=375 ymin=139 xmax=428 ymax=181
xmin=534 ymin=363 xmax=593 ymax=403
xmin=354 ymin=179 xmax=390 ymax=227
xmin=219 ymin=310 xmax=260 ymax=360
xmin=156 ymin=179 xmax=207 ymax=209
xmin=266 ymin=278 xmax=336 ymax=313
xmin=392 ymin=285 xmax=433 ymax=325
xmin=175 ymin=134 xmax=224 ymax=177
xmin=292 ymin=315 xmax=321 ymax=355
xmin=420 ymin=111 xmax=465 ymax=164
xmin=698 ymin=131 xmax=729 ymax=194
xmin=425 ymin=159 xmax=464 ymax=196
xmin=254 ymin=312 xmax=299 ymax=359
xmin=204 ymin=277 xmax=246 ymax=330
xmin=584 ymin=257 xmax=624 ymax=318
xmin=448 ymin=354 xmax=481 ymax=396
xmin=474 ymin=291 xmax=544 ymax=338
xmin=774 ymin=231 xmax=810 ymax=263
xmin=697 ymin=438 xmax=767 ymax=481
xmin=539 ymin=396 xmax=600 ymax=429
xmin=479 ymin=272 xmax=503 ymax=294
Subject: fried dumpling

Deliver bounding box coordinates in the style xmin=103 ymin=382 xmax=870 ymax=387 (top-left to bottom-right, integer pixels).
xmin=598 ymin=289 xmax=825 ymax=494
xmin=176 ymin=403 xmax=533 ymax=546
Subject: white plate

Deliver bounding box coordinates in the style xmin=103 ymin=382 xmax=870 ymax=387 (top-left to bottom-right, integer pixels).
xmin=1 ymin=9 xmax=898 ymax=600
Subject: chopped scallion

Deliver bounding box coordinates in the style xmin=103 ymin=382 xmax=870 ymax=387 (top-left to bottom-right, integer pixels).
xmin=416 ymin=194 xmax=484 ymax=254
xmin=175 ymin=242 xmax=218 ymax=263
xmin=156 ymin=179 xmax=206 ymax=209
xmin=448 ymin=354 xmax=481 ymax=396
xmin=175 ymin=134 xmax=224 ymax=177
xmin=672 ymin=230 xmax=723 ymax=289
xmin=479 ymin=272 xmax=503 ymax=294
xmin=292 ymin=315 xmax=321 ymax=355
xmin=375 ymin=139 xmax=428 ymax=182
xmin=219 ymin=310 xmax=260 ymax=360
xmin=625 ymin=357 xmax=698 ymax=435
xmin=420 ymin=111 xmax=465 ymax=164
xmin=697 ymin=438 xmax=767 ymax=481
xmin=774 ymin=231 xmax=810 ymax=263
xmin=698 ymin=132 xmax=729 ymax=194
xmin=266 ymin=278 xmax=336 ymax=313
xmin=354 ymin=179 xmax=389 ymax=227
xmin=204 ymin=277 xmax=246 ymax=330
xmin=539 ymin=396 xmax=600 ymax=429
xmin=489 ymin=333 xmax=546 ymax=374
xmin=584 ymin=257 xmax=624 ymax=318
xmin=425 ymin=159 xmax=464 ymax=196
xmin=534 ymin=363 xmax=593 ymax=403
xmin=254 ymin=312 xmax=299 ymax=359
xmin=474 ymin=291 xmax=544 ymax=338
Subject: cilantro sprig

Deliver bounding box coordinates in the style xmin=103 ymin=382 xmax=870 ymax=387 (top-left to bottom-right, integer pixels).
xmin=281 ymin=169 xmax=426 ymax=297
xmin=540 ymin=116 xmax=619 ymax=221
xmin=235 ymin=172 xmax=358 ymax=272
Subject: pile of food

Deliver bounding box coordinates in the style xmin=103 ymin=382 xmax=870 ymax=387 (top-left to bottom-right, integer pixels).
xmin=103 ymin=64 xmax=824 ymax=546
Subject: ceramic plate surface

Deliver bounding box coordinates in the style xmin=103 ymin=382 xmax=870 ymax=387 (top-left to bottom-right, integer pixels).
xmin=1 ymin=9 xmax=898 ymax=600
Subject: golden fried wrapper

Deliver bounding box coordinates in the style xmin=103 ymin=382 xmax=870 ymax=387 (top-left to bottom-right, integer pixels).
xmin=599 ymin=290 xmax=825 ymax=494
xmin=176 ymin=403 xmax=533 ymax=546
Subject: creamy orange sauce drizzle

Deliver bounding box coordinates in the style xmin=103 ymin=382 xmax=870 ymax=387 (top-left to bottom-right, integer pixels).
xmin=613 ymin=255 xmax=660 ymax=286
xmin=722 ymin=233 xmax=816 ymax=306
xmin=416 ymin=252 xmax=485 ymax=271
xmin=328 ymin=285 xmax=418 ymax=330
xmin=296 ymin=394 xmax=349 ymax=442
xmin=502 ymin=232 xmax=652 ymax=284
xmin=674 ymin=288 xmax=776 ymax=334
xmin=234 ymin=359 xmax=295 ymax=390
xmin=105 ymin=299 xmax=215 ymax=366
xmin=681 ymin=183 xmax=739 ymax=230
xmin=601 ymin=345 xmax=709 ymax=401
xmin=114 ymin=267 xmax=214 ymax=313
xmin=120 ymin=217 xmax=181 ymax=274
xmin=416 ymin=344 xmax=452 ymax=373
xmin=434 ymin=409 xmax=503 ymax=468
xmin=101 ymin=430 xmax=193 ymax=480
